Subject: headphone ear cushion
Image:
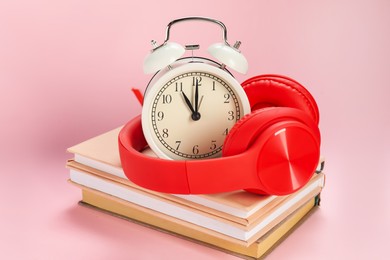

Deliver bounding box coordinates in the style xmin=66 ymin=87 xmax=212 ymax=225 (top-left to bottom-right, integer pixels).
xmin=222 ymin=107 xmax=320 ymax=157
xmin=242 ymin=74 xmax=320 ymax=125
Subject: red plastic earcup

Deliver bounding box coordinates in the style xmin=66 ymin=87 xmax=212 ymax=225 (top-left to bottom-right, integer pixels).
xmin=254 ymin=119 xmax=320 ymax=195
xmin=223 ymin=107 xmax=320 ymax=195
xmin=242 ymin=74 xmax=320 ymax=125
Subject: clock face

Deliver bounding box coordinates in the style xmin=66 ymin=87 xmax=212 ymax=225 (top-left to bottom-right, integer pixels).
xmin=142 ymin=62 xmax=250 ymax=160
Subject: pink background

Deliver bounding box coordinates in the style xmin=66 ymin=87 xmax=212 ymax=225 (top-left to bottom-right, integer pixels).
xmin=1 ymin=0 xmax=389 ymax=259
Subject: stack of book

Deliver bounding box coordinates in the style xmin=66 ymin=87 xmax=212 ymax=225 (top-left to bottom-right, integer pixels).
xmin=66 ymin=126 xmax=325 ymax=259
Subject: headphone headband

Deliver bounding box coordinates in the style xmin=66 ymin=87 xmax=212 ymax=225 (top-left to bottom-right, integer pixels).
xmin=118 ymin=116 xmax=257 ymax=194
xmin=119 ymin=111 xmax=320 ymax=195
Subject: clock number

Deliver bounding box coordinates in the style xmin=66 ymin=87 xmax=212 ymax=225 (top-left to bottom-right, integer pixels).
xmin=222 ymin=128 xmax=229 ymax=136
xmin=162 ymin=128 xmax=169 ymax=138
xmin=175 ymin=82 xmax=183 ymax=92
xmin=227 ymin=111 xmax=234 ymax=121
xmin=224 ymin=93 xmax=230 ymax=103
xmin=157 ymin=111 xmax=164 ymax=121
xmin=162 ymin=94 xmax=172 ymax=104
xmin=192 ymin=145 xmax=199 ymax=155
xmin=175 ymin=140 xmax=181 ymax=150
xmin=212 ymin=81 xmax=216 ymax=91
xmin=192 ymin=76 xmax=202 ymax=86
xmin=210 ymin=140 xmax=217 ymax=150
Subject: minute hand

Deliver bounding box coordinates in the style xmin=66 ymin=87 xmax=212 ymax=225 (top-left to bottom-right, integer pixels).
xmin=195 ymin=79 xmax=199 ymax=113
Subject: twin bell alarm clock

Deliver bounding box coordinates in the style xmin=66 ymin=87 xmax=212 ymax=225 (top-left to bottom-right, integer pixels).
xmin=118 ymin=17 xmax=321 ymax=196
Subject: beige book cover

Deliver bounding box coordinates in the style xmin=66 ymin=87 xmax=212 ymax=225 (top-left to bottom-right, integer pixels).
xmin=79 ymin=185 xmax=319 ymax=259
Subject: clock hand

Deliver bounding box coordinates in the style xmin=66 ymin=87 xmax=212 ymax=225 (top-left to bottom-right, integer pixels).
xmin=182 ymin=91 xmax=195 ymax=113
xmin=182 ymin=91 xmax=201 ymax=121
xmin=195 ymin=79 xmax=199 ymax=113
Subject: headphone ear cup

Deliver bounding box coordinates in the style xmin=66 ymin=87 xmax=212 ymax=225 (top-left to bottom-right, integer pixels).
xmin=223 ymin=107 xmax=320 ymax=195
xmin=242 ymin=74 xmax=320 ymax=125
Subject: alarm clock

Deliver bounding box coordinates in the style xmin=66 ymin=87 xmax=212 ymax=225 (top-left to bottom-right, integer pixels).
xmin=118 ymin=17 xmax=321 ymax=195
xmin=141 ymin=17 xmax=251 ymax=160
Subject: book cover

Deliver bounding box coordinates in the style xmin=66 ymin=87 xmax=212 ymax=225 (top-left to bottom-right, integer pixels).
xmin=79 ymin=186 xmax=319 ymax=259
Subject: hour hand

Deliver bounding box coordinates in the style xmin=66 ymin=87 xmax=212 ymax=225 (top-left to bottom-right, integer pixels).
xmin=182 ymin=91 xmax=195 ymax=114
xmin=182 ymin=91 xmax=201 ymax=121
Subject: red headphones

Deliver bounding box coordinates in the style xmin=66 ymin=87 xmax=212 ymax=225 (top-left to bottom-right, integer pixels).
xmin=119 ymin=74 xmax=321 ymax=195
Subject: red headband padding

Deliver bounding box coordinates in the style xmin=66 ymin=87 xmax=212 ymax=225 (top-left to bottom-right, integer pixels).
xmin=242 ymin=74 xmax=319 ymax=125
